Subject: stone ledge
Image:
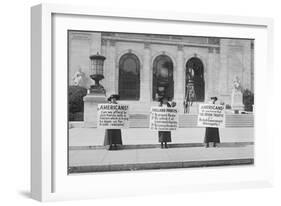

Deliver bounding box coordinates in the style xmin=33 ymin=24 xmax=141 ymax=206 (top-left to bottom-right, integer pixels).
xmin=68 ymin=158 xmax=254 ymax=174
xmin=69 ymin=142 xmax=254 ymax=151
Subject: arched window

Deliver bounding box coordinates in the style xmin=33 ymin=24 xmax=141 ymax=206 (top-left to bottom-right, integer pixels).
xmin=153 ymin=55 xmax=174 ymax=101
xmin=185 ymin=57 xmax=205 ymax=102
xmin=118 ymin=53 xmax=140 ymax=100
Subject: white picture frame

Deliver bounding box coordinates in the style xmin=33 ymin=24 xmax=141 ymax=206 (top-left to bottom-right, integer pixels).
xmin=31 ymin=3 xmax=274 ymax=202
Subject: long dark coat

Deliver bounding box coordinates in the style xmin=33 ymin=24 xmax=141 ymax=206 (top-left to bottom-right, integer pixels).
xmin=204 ymin=127 xmax=220 ymax=143
xmin=158 ymin=102 xmax=172 ymax=143
xmin=204 ymin=100 xmax=220 ymax=143
xmin=158 ymin=131 xmax=172 ymax=143
xmin=104 ymin=129 xmax=123 ymax=145
xmin=103 ymin=102 xmax=123 ymax=146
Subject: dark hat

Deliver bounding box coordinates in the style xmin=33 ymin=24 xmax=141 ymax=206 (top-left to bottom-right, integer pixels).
xmin=107 ymin=94 xmax=120 ymax=101
xmin=170 ymin=101 xmax=177 ymax=107
xmin=210 ymin=96 xmax=218 ymax=101
xmin=157 ymin=96 xmax=164 ymax=102
xmin=158 ymin=96 xmax=169 ymax=103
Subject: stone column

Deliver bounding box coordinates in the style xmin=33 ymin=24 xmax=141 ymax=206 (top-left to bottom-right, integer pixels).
xmin=218 ymin=39 xmax=230 ymax=104
xmin=100 ymin=39 xmax=107 ymax=92
xmin=174 ymin=45 xmax=185 ymax=113
xmin=101 ymin=39 xmax=106 ymax=56
xmin=207 ymin=48 xmax=215 ymax=98
xmin=250 ymin=41 xmax=254 ymax=91
xmin=108 ymin=40 xmax=117 ymax=95
xmin=242 ymin=41 xmax=252 ymax=91
xmin=140 ymin=43 xmax=151 ymax=103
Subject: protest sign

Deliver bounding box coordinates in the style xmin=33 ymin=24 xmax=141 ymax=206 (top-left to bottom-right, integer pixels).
xmin=97 ymin=104 xmax=129 ymax=129
xmin=149 ymin=107 xmax=178 ymax=131
xmin=197 ymin=104 xmax=225 ymax=128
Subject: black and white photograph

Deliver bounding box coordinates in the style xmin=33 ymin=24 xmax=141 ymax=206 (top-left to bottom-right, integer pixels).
xmin=1 ymin=0 xmax=279 ymax=203
xmin=67 ymin=30 xmax=254 ymax=174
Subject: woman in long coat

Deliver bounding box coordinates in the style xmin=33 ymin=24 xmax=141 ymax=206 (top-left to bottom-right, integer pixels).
xmin=103 ymin=94 xmax=123 ymax=150
xmin=158 ymin=97 xmax=172 ymax=149
xmin=204 ymin=97 xmax=220 ymax=147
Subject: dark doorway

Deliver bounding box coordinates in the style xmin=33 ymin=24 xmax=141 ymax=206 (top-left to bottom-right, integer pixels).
xmin=118 ymin=53 xmax=140 ymax=100
xmin=152 ymin=55 xmax=174 ymax=101
xmin=185 ymin=57 xmax=205 ymax=102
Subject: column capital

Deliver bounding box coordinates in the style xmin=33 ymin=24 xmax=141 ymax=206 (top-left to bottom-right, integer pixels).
xmin=101 ymin=39 xmax=107 ymax=46
xmin=208 ymin=47 xmax=220 ymax=54
xmin=110 ymin=40 xmax=116 ymax=47
xmin=208 ymin=47 xmax=214 ymax=53
xmin=144 ymin=42 xmax=150 ymax=49
xmin=177 ymin=44 xmax=184 ymax=51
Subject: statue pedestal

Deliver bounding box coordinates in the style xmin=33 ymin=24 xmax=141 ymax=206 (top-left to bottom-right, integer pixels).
xmin=231 ymin=91 xmax=244 ymax=111
xmin=83 ymin=94 xmax=107 ymax=127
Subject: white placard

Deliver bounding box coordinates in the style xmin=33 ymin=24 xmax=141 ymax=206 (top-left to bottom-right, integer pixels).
xmin=149 ymin=106 xmax=178 ymax=131
xmin=97 ymin=104 xmax=129 ymax=129
xmin=197 ymin=104 xmax=226 ymax=128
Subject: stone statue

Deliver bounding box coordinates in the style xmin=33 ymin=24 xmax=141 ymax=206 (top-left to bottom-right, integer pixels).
xmin=231 ymin=76 xmax=244 ymax=111
xmin=183 ymin=68 xmax=196 ymax=113
xmin=232 ymin=76 xmax=243 ymax=93
xmin=72 ymin=67 xmax=93 ymax=89
xmin=186 ymin=67 xmax=195 ymax=83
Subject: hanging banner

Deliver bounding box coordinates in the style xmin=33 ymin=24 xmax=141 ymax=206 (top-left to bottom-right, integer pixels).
xmin=97 ymin=104 xmax=129 ymax=129
xmin=149 ymin=107 xmax=178 ymax=131
xmin=197 ymin=104 xmax=225 ymax=128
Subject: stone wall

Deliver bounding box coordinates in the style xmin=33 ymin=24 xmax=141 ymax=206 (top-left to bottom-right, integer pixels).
xmin=219 ymin=39 xmax=253 ymax=104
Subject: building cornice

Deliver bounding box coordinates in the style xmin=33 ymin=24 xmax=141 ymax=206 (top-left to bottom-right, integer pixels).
xmin=101 ymin=36 xmax=220 ymax=48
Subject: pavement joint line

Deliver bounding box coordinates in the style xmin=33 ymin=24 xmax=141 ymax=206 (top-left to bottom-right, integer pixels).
xmin=135 ymin=149 xmax=138 ymax=164
xmin=165 ymin=146 xmax=174 ymax=160
xmin=100 ymin=150 xmax=108 ymax=164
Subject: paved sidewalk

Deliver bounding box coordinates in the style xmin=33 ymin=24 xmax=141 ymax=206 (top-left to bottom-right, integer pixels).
xmin=68 ymin=127 xmax=254 ymax=173
xmin=69 ymin=144 xmax=254 ymax=173
xmin=69 ymin=127 xmax=254 ymax=147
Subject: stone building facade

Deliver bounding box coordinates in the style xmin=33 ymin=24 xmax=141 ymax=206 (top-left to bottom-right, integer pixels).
xmin=69 ymin=31 xmax=254 ymax=114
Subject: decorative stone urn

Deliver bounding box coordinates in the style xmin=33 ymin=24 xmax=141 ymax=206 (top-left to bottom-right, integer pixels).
xmin=83 ymin=53 xmax=107 ymax=127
